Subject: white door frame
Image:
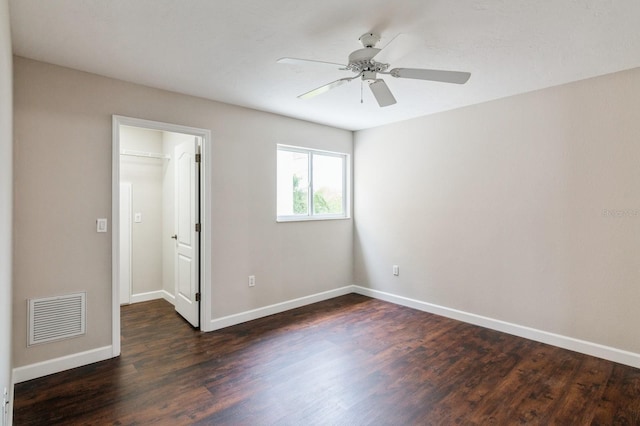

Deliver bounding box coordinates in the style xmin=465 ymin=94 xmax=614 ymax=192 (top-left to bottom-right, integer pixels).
xmin=111 ymin=115 xmax=213 ymax=357
xmin=119 ymin=182 xmax=132 ymax=305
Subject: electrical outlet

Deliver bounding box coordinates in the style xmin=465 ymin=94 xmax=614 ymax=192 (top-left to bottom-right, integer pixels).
xmin=393 ymin=265 xmax=399 ymax=276
xmin=248 ymin=275 xmax=256 ymax=287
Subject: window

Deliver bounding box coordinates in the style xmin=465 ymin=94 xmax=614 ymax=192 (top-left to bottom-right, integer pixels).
xmin=277 ymin=145 xmax=349 ymax=221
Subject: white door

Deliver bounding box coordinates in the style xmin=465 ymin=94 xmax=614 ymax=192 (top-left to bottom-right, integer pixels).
xmin=174 ymin=138 xmax=200 ymax=327
xmin=119 ymin=182 xmax=132 ymax=305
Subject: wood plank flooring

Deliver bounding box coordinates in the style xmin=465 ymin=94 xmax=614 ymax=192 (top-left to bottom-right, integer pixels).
xmin=13 ymin=294 xmax=640 ymax=425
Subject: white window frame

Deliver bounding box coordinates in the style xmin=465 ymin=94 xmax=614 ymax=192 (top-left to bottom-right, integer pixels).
xmin=277 ymin=144 xmax=350 ymax=222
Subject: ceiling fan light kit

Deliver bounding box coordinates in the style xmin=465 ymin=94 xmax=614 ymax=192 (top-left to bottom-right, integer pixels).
xmin=278 ymin=32 xmax=471 ymax=108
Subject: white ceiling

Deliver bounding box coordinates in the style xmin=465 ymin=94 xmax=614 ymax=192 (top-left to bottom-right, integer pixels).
xmin=8 ymin=0 xmax=640 ymax=131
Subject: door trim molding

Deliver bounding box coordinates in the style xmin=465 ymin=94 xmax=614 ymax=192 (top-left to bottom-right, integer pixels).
xmin=119 ymin=182 xmax=132 ymax=305
xmin=112 ymin=115 xmax=213 ymax=356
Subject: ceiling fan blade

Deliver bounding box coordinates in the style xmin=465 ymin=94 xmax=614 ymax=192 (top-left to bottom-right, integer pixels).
xmin=298 ymin=77 xmax=355 ymax=99
xmin=390 ymin=68 xmax=471 ymax=84
xmin=372 ymin=33 xmax=417 ymax=64
xmin=369 ymin=79 xmax=397 ymax=107
xmin=277 ymin=57 xmax=346 ymax=69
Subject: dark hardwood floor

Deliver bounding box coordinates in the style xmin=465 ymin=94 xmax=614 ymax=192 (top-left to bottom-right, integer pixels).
xmin=13 ymin=294 xmax=640 ymax=425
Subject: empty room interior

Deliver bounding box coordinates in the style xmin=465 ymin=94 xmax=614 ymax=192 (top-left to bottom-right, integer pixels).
xmin=1 ymin=0 xmax=640 ymax=424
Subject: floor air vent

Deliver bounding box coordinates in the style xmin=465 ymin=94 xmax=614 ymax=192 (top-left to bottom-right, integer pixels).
xmin=28 ymin=292 xmax=86 ymax=345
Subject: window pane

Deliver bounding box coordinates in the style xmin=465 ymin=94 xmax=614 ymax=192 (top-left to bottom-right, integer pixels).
xmin=312 ymin=154 xmax=344 ymax=215
xmin=277 ymin=150 xmax=309 ymax=216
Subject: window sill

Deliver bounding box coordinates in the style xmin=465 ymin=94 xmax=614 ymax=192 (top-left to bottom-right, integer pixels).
xmin=276 ymin=215 xmax=351 ymax=223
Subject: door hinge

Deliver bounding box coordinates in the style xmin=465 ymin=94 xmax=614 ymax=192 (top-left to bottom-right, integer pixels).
xmin=195 ymin=223 xmax=201 ymax=232
xmin=195 ymin=153 xmax=201 ymax=163
xmin=195 ymin=292 xmax=201 ymax=302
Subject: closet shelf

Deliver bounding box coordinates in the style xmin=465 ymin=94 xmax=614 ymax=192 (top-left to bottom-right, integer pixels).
xmin=120 ymin=149 xmax=170 ymax=160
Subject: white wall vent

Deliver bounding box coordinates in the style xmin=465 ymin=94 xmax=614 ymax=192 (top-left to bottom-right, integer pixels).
xmin=28 ymin=292 xmax=86 ymax=346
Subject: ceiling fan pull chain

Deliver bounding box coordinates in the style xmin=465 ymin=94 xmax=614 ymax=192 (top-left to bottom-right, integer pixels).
xmin=360 ymin=81 xmax=364 ymax=104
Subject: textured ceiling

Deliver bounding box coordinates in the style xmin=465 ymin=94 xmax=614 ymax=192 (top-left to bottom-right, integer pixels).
xmin=9 ymin=0 xmax=640 ymax=131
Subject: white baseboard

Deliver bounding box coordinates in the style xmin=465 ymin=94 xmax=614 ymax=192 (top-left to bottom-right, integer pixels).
xmin=12 ymin=345 xmax=113 ymax=384
xmin=14 ymin=291 xmax=174 ymax=384
xmin=130 ymin=290 xmax=174 ymax=305
xmin=16 ymin=285 xmax=639 ymax=385
xmin=209 ymin=285 xmax=354 ymax=331
xmin=353 ymin=285 xmax=640 ymax=369
xmin=161 ymin=290 xmax=175 ymax=305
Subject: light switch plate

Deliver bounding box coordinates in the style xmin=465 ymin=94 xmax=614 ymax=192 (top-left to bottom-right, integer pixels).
xmin=97 ymin=218 xmax=108 ymax=233
xmin=134 ymin=213 xmax=142 ymax=223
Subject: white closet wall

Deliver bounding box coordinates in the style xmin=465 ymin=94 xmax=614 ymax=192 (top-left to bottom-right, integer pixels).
xmin=120 ymin=126 xmax=164 ymax=298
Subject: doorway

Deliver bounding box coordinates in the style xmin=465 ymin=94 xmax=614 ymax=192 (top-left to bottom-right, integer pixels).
xmin=111 ymin=116 xmax=212 ymax=357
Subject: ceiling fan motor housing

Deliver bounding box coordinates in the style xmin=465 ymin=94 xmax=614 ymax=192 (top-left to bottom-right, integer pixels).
xmin=347 ymin=48 xmax=388 ymax=73
xmin=348 ymin=48 xmax=380 ymax=65
xmin=346 ymin=33 xmax=389 ymax=74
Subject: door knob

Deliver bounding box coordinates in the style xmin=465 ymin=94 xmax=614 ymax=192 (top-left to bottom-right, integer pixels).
xmin=171 ymin=234 xmax=178 ymax=240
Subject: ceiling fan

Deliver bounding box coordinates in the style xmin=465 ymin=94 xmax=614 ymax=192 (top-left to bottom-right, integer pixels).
xmin=278 ymin=33 xmax=471 ymax=107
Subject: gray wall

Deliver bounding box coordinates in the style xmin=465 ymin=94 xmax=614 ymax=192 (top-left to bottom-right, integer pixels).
xmin=13 ymin=57 xmax=353 ymax=368
xmin=0 ymin=0 xmax=12 ymax=422
xmin=354 ymin=67 xmax=640 ymax=354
